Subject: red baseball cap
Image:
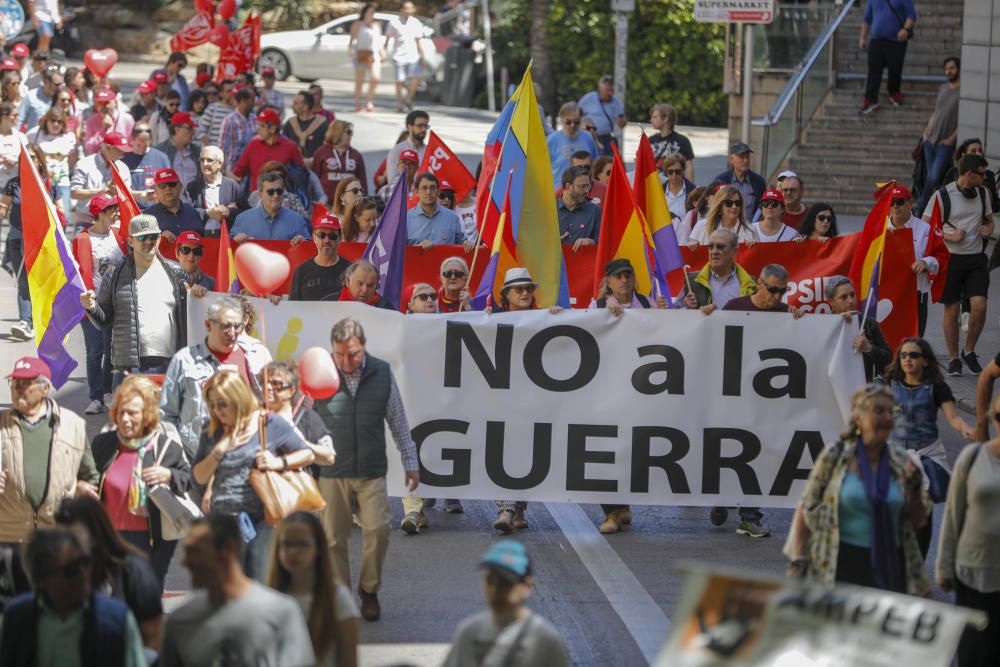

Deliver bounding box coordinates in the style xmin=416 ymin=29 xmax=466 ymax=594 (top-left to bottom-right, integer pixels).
xmin=257 ymin=109 xmax=281 ymax=126
xmin=890 ymin=185 xmax=912 ymax=200
xmin=10 ymin=43 xmax=29 ymax=58
xmin=438 ymin=179 xmax=454 ymax=192
xmin=94 ymin=88 xmax=115 ymax=104
xmin=261 ymin=66 xmax=276 ymax=77
xmin=103 ymin=132 xmax=130 ymax=149
xmin=314 ymin=214 xmax=341 ymax=231
xmin=137 ymin=80 xmax=156 ymax=94
xmin=195 ymin=71 xmax=212 ymax=87
xmin=170 ymin=111 xmax=196 ymax=128
xmin=154 ymin=168 xmax=180 ymax=185
xmin=400 ymin=149 xmax=419 ymax=164
xmin=175 ymin=230 xmax=203 ymax=248
xmin=0 ymin=57 xmax=18 ymax=71
xmin=7 ymin=356 xmax=51 ymax=381
xmin=87 ymin=193 xmax=118 ymax=217
xmin=761 ymin=189 xmax=784 ymax=203
xmin=152 ymin=71 xmax=169 ymax=84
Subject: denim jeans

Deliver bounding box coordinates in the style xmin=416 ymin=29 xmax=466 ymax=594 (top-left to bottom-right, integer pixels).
xmin=80 ymin=318 xmax=113 ymax=401
xmin=920 ymin=140 xmax=954 ymax=210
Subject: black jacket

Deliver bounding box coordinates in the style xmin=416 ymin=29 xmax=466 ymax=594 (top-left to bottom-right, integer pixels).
xmin=154 ymin=138 xmax=203 ymax=170
xmin=182 ymin=175 xmax=248 ymax=228
xmin=88 ymin=254 xmax=188 ymax=368
xmin=91 ymin=429 xmax=193 ymax=546
xmin=861 ymin=317 xmax=892 ymax=382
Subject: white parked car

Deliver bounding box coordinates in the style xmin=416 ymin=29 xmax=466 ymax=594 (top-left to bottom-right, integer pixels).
xmin=259 ymin=12 xmax=446 ymax=84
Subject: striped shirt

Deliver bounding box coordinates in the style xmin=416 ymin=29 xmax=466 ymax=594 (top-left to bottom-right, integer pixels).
xmin=197 ymin=102 xmax=233 ymax=148
xmin=219 ymin=110 xmax=258 ymax=174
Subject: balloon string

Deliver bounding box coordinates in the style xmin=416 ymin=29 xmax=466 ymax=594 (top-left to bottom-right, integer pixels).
xmin=259 ymin=301 xmax=269 ymax=414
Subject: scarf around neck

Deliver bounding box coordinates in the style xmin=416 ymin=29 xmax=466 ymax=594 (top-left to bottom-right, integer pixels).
xmin=855 ymin=439 xmax=902 ymax=592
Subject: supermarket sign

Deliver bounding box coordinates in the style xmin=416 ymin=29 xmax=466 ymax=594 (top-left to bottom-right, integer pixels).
xmin=694 ymin=0 xmax=775 ymax=23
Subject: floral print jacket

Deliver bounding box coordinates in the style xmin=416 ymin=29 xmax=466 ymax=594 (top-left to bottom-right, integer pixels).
xmin=799 ymin=437 xmax=932 ymax=596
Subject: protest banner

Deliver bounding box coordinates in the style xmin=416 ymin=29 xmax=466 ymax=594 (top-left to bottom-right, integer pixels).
xmin=188 ymin=299 xmax=865 ymax=505
xmin=654 ymin=566 xmax=986 ymax=666
xmin=169 ymin=230 xmax=918 ymax=347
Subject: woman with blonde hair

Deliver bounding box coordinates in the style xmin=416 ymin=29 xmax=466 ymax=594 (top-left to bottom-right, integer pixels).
xmin=688 ymin=184 xmax=758 ymax=247
xmin=90 ymin=374 xmax=192 ymax=585
xmin=192 ymin=370 xmax=315 ymax=580
xmin=342 ymin=195 xmax=380 ymax=243
xmin=313 ymin=120 xmax=368 ymax=205
xmin=268 ymin=511 xmax=359 ymax=667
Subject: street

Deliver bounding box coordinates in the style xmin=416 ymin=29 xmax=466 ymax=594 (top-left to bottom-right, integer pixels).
xmin=1 ymin=61 xmax=994 ymax=666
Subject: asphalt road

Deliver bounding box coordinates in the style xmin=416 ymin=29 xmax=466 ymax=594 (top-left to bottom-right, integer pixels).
xmin=2 ymin=62 xmax=996 ymax=666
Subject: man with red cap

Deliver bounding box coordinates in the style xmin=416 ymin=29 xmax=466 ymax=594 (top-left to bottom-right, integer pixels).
xmin=752 ymin=189 xmax=796 ymax=242
xmin=289 ymin=214 xmax=349 ymax=301
xmin=174 ymin=230 xmax=215 ymax=290
xmin=0 ymin=356 xmax=99 ymax=547
xmin=152 ymin=69 xmax=171 ymax=105
xmin=377 ymin=147 xmax=419 ymax=202
xmin=231 ymin=108 xmax=304 ymax=193
xmin=155 ymin=111 xmax=201 ymax=188
xmin=129 ymin=80 xmax=161 ymax=125
xmin=887 ymin=184 xmax=945 ymax=336
xmin=219 ymin=86 xmax=258 ymax=174
xmin=257 ymin=66 xmax=285 ymax=113
xmin=0 ymin=57 xmax=18 ymax=73
xmin=70 ymin=132 xmax=133 ymax=222
xmin=16 ymin=65 xmax=61 ymax=131
xmin=84 ymin=87 xmax=135 ymax=155
xmin=146 ymin=168 xmax=205 ymax=242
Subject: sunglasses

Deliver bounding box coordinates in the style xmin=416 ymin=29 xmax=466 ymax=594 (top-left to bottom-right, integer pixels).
xmin=200 ymin=157 xmax=219 ymax=163
xmin=55 ymin=555 xmax=92 ymax=580
xmin=267 ymin=380 xmax=292 ymax=390
xmin=155 ymin=182 xmax=179 ymax=189
xmin=763 ymin=284 xmax=788 ymax=295
xmin=891 ymin=198 xmax=909 ymax=207
xmin=442 ymin=270 xmax=466 ymax=279
xmin=899 ymin=351 xmax=925 ymax=360
xmin=347 ymin=187 xmax=363 ymax=195
xmin=761 ymin=200 xmax=782 ymax=209
xmin=413 ymin=292 xmax=436 ymax=301
xmin=314 ymin=231 xmax=340 ymax=241
xmin=564 ymin=119 xmax=581 ymax=126
xmin=665 ymin=169 xmax=684 ymax=176
xmin=510 ymin=285 xmax=536 ymax=294
xmin=210 ymin=320 xmax=243 ymax=332
xmin=816 ymin=214 xmax=833 ymax=222
xmin=722 ymin=199 xmax=742 ymax=208
xmin=135 ymin=129 xmax=152 ymax=135
xmin=208 ymin=400 xmax=230 ymax=410
xmin=133 ymin=233 xmax=160 ymax=243
xmin=177 ymin=246 xmax=204 ymax=257
xmin=265 ymin=188 xmax=284 ymax=197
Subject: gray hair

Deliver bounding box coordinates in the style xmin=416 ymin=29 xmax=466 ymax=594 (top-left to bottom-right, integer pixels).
xmin=558 ymin=102 xmax=581 ymax=118
xmin=345 ymin=259 xmax=379 ymax=284
xmin=760 ymin=263 xmax=789 ymax=282
xmin=201 ymin=145 xmax=224 ymax=162
xmin=206 ymin=296 xmax=243 ymax=321
xmin=708 ymin=227 xmax=739 ymax=249
xmin=331 ymin=318 xmax=367 ymax=345
xmin=824 ymin=274 xmax=854 ymax=301
xmin=440 ymin=256 xmax=469 ymax=275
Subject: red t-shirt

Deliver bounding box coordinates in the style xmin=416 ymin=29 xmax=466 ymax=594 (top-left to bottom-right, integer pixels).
xmin=232 ymin=135 xmax=304 ymax=191
xmin=782 ymin=206 xmax=808 ymax=230
xmin=103 ymin=446 xmax=150 ymax=532
xmin=212 ymin=345 xmax=252 ymax=386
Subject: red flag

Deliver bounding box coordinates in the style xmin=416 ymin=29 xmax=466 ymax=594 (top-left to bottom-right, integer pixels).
xmin=170 ymin=11 xmax=215 ymax=52
xmin=311 ymin=202 xmax=330 ymax=227
xmin=216 ymin=13 xmax=261 ymax=81
xmin=217 ymin=222 xmax=239 ymax=293
xmin=108 ymin=159 xmax=141 ymax=252
xmin=925 ymin=196 xmax=951 ymax=303
xmin=848 ymin=181 xmax=896 ymax=318
xmin=406 ymin=131 xmax=477 ymax=208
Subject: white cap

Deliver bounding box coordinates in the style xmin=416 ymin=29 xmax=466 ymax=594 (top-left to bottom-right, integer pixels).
xmin=776 ymin=170 xmax=798 ymax=182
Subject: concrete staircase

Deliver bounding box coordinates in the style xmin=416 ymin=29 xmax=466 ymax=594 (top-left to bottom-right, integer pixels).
xmin=784 ymin=1 xmax=962 ymax=214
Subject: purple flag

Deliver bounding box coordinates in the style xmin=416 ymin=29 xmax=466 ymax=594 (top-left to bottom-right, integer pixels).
xmin=362 ymin=176 xmax=408 ymax=308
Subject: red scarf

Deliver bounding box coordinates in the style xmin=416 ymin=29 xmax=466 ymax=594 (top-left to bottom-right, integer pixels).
xmin=338 ymin=286 xmax=381 ymax=306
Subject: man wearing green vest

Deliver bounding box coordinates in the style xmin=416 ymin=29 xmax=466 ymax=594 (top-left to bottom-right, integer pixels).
xmin=316 ymin=318 xmax=420 ymax=622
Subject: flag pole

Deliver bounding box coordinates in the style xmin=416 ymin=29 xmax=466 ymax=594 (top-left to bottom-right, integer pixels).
xmin=856 ymin=286 xmax=875 ymax=353
xmin=468 ymin=167 xmax=513 ymax=281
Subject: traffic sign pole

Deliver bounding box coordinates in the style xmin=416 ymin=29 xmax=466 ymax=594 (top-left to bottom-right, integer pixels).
xmin=742 ymin=23 xmax=753 ymax=143
xmin=612 ymin=0 xmax=634 ymax=151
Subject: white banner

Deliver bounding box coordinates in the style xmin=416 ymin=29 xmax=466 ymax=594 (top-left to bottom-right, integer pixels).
xmin=654 ymin=567 xmax=986 ymax=666
xmin=188 ymin=299 xmax=865 ymax=507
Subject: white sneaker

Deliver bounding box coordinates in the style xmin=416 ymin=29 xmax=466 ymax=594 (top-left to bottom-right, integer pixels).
xmin=84 ymin=400 xmax=103 ymax=415
xmin=104 ymin=392 xmax=114 ymax=406
xmin=10 ymin=321 xmax=32 ymax=340
xmin=961 ymin=312 xmax=970 ymax=332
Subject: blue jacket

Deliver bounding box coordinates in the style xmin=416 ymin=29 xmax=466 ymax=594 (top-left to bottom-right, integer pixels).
xmin=864 ymin=0 xmax=916 ymax=41
xmin=713 ymin=167 xmax=767 ymax=219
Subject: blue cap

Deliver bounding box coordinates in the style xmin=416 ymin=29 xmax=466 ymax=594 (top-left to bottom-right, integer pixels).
xmin=480 ymin=540 xmax=531 ymax=582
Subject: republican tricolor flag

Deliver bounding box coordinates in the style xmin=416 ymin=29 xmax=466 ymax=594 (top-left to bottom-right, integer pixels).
xmin=472 ymin=170 xmax=518 ymax=310
xmin=216 ymin=222 xmax=239 ymax=293
xmin=634 ymin=133 xmax=685 ymax=299
xmin=848 ymin=181 xmax=896 ymax=320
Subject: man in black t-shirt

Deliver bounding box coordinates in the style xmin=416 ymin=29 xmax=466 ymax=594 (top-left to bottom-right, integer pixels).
xmin=649 ymin=103 xmax=695 ymax=181
xmin=288 ymin=215 xmax=348 ymax=301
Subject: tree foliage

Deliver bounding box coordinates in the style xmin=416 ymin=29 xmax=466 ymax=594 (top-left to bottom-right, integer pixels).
xmin=491 ymin=0 xmax=727 ymax=126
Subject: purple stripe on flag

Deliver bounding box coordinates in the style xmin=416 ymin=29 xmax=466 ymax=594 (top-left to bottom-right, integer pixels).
xmin=651 ymin=225 xmax=684 ymax=273
xmin=472 ymin=252 xmax=500 ymax=311
xmin=363 ymin=177 xmax=408 ymax=309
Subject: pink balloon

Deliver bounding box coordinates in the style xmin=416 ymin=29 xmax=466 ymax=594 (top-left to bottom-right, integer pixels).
xmin=208 ymin=24 xmax=230 ymax=48
xmin=217 ymin=0 xmax=237 ymax=21
xmin=83 ymin=49 xmax=118 ymax=78
xmin=233 ymin=243 xmax=290 ymax=296
xmin=299 ymin=347 xmax=340 ymax=399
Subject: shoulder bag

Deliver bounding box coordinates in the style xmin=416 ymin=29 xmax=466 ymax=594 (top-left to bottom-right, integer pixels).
xmin=249 ymin=413 xmax=326 ymax=525
xmin=147 ymin=432 xmax=203 ymax=541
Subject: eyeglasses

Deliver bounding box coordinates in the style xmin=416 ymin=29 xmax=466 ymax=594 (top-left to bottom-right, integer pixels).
xmin=564 ymin=119 xmax=581 ymax=126
xmin=314 ymin=231 xmax=340 ymax=241
xmin=442 ymin=270 xmax=466 ymax=279
xmin=346 ymin=187 xmax=363 ymax=195
xmin=665 ymin=169 xmax=684 ymax=176
xmin=413 ymin=292 xmax=436 ymax=301
xmin=200 ymin=157 xmax=219 ymax=163
xmin=412 ymin=123 xmax=429 ymax=130
xmin=210 ymin=320 xmax=243 ymax=332
xmin=722 ymin=199 xmax=742 ymax=208
xmin=760 ymin=200 xmax=782 ymax=209
xmin=55 ymin=555 xmax=92 ymax=580
xmin=418 ymin=185 xmax=438 ymax=193
xmin=707 ymin=242 xmax=732 ymax=251
xmin=134 ymin=128 xmax=152 ymax=136
xmin=891 ymin=198 xmax=909 ymax=207
xmin=208 ymin=400 xmax=230 ymax=411
xmin=816 ymin=214 xmax=833 ymax=222
xmin=763 ymin=284 xmax=788 ymax=295
xmin=265 ymin=188 xmax=284 ymax=197
xmin=899 ymin=351 xmax=925 ymax=360
xmin=177 ymin=246 xmax=204 ymax=257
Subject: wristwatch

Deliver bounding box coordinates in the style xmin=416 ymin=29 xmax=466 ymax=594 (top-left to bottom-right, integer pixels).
xmin=281 ymin=455 xmax=289 ymax=472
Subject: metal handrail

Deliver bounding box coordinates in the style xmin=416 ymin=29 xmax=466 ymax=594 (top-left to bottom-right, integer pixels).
xmin=752 ymin=0 xmax=857 ymax=178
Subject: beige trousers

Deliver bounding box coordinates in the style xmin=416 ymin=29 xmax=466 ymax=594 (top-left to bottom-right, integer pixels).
xmin=319 ymin=476 xmax=391 ymax=594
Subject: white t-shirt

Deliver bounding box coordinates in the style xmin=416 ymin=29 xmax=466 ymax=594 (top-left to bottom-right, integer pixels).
xmin=136 ymin=258 xmax=177 ymax=358
xmin=87 ymin=230 xmax=124 ymax=291
xmin=387 ymin=17 xmax=424 ymax=64
xmin=33 ymin=0 xmax=60 ymax=23
xmin=0 ymin=130 xmax=26 ymax=188
xmin=443 ymin=610 xmax=569 ymax=667
xmin=690 ymin=219 xmax=759 ymax=245
xmin=455 ymin=203 xmax=477 ymax=242
xmin=928 ymin=182 xmax=990 ymax=255
xmin=752 ymin=221 xmax=795 ymax=242
xmin=292 ymin=586 xmax=360 ymax=667
xmin=25 ymin=129 xmax=77 ymax=186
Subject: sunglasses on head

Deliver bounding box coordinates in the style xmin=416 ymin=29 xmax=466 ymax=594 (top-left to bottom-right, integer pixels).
xmin=314 ymin=231 xmax=340 ymax=241
xmin=265 ymin=187 xmax=284 ymax=197
xmin=761 ymin=200 xmax=782 ymax=209
xmin=442 ymin=270 xmax=466 ymax=279
xmin=763 ymin=284 xmax=788 ymax=295
xmin=177 ymin=246 xmax=203 ymax=257
xmin=722 ymin=199 xmax=742 ymax=208
xmin=899 ymin=351 xmax=925 ymax=360
xmin=665 ymin=168 xmax=684 ymax=176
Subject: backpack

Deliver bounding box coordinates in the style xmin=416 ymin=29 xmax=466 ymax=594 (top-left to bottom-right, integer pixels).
xmin=936 ymin=183 xmax=987 ymax=228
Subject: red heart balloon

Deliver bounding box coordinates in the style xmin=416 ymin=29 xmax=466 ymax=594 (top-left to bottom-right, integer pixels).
xmin=83 ymin=49 xmax=118 ymax=78
xmin=233 ymin=243 xmax=290 ymax=296
xmin=217 ymin=0 xmax=237 ymax=21
xmin=299 ymin=347 xmax=340 ymax=400
xmin=208 ymin=24 xmax=230 ymax=48
xmin=195 ymin=0 xmax=214 ymax=14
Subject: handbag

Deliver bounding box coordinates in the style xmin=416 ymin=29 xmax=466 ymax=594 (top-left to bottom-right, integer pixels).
xmin=248 ymin=413 xmax=326 ymax=525
xmin=357 ymin=49 xmax=374 ymax=65
xmin=920 ymin=456 xmax=950 ymax=504
xmin=147 ymin=433 xmax=203 ymax=541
